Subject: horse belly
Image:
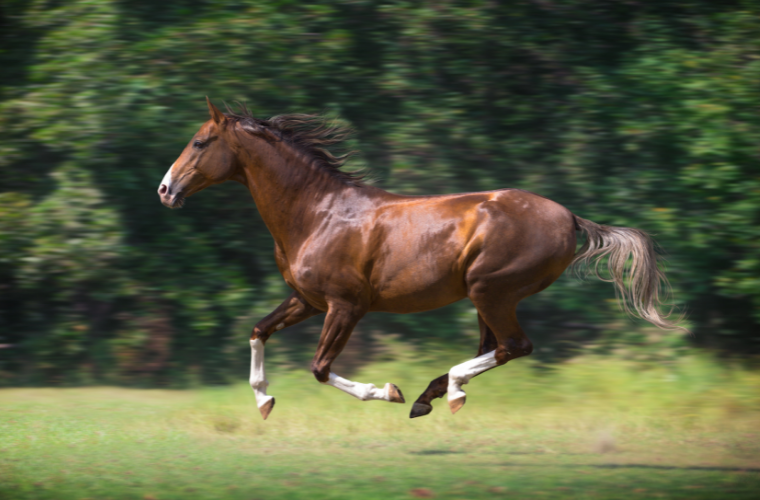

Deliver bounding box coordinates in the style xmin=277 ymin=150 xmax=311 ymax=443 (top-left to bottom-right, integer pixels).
xmin=369 ymin=259 xmax=467 ymax=313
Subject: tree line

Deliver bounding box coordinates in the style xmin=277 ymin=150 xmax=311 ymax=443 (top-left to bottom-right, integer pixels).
xmin=1 ymin=0 xmax=759 ymax=385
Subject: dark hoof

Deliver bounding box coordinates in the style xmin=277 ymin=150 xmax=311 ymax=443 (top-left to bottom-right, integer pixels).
xmin=448 ymin=394 xmax=466 ymax=414
xmin=409 ymin=402 xmax=433 ymax=419
xmin=386 ymin=383 xmax=405 ymax=403
xmin=259 ymin=397 xmax=275 ymax=420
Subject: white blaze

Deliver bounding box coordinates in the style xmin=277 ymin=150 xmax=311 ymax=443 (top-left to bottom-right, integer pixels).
xmin=160 ymin=162 xmax=176 ymax=191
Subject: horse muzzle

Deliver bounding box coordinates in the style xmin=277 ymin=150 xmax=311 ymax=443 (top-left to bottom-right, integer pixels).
xmin=158 ymin=183 xmax=185 ymax=208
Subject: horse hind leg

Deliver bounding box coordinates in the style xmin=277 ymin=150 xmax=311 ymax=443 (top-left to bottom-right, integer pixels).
xmin=409 ymin=314 xmax=498 ymax=418
xmin=409 ymin=374 xmax=447 ymax=418
xmin=446 ymin=299 xmax=532 ymax=414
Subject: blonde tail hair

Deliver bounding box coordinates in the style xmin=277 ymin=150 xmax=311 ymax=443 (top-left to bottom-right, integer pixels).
xmin=571 ymin=216 xmax=685 ymax=331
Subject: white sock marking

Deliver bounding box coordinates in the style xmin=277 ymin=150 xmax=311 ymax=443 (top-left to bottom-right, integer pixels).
xmin=249 ymin=339 xmax=273 ymax=409
xmin=324 ymin=373 xmax=392 ymax=401
xmin=447 ymin=351 xmax=498 ymax=402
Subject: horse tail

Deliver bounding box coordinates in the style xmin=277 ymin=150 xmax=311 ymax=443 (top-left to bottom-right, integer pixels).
xmin=571 ymin=216 xmax=684 ymax=331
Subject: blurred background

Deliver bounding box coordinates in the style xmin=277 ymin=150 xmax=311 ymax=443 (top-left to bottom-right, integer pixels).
xmin=2 ymin=0 xmax=760 ymax=387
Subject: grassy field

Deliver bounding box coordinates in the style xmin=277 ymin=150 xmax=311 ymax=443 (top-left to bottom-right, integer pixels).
xmin=1 ymin=353 xmax=759 ymax=500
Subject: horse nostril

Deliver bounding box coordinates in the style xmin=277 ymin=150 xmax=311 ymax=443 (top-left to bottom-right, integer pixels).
xmin=159 ymin=184 xmax=168 ymax=195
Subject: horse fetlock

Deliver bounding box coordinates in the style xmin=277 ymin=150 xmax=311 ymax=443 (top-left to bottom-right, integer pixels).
xmin=448 ymin=382 xmax=466 ymax=397
xmin=249 ymin=377 xmax=269 ymax=390
xmin=355 ymin=383 xmax=377 ymax=401
xmin=448 ymin=366 xmax=471 ymax=386
xmin=447 ymin=381 xmax=467 ymax=414
xmin=447 ymin=375 xmax=466 ymax=407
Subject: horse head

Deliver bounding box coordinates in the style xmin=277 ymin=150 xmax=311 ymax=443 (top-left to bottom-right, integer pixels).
xmin=158 ymin=98 xmax=241 ymax=208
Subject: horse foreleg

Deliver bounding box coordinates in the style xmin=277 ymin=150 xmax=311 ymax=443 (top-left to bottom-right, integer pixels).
xmin=248 ymin=338 xmax=274 ymax=419
xmin=410 ymin=313 xmax=499 ymax=418
xmin=250 ymin=292 xmax=321 ymax=420
xmin=311 ymin=302 xmax=405 ymax=404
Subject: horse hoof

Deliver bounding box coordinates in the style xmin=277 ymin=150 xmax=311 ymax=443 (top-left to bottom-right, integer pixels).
xmin=409 ymin=402 xmax=433 ymax=418
xmin=385 ymin=383 xmax=405 ymax=403
xmin=448 ymin=394 xmax=466 ymax=414
xmin=258 ymin=396 xmax=275 ymax=420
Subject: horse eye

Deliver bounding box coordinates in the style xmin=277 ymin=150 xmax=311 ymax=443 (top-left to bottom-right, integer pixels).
xmin=193 ymin=140 xmax=205 ymax=149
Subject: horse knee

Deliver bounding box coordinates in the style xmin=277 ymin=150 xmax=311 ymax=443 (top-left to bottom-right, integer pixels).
xmin=311 ymin=361 xmax=330 ymax=384
xmin=495 ymin=337 xmax=533 ymax=364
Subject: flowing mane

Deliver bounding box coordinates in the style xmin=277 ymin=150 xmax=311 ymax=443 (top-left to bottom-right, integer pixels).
xmin=224 ymin=105 xmax=365 ymax=185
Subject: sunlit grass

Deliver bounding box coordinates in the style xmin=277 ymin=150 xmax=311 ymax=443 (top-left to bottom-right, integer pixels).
xmin=2 ymin=352 xmax=759 ymax=499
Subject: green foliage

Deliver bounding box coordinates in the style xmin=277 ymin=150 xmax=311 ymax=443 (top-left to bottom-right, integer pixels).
xmin=1 ymin=0 xmax=759 ymax=384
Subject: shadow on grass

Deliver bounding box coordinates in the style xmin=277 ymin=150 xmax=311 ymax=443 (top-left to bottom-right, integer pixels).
xmin=410 ymin=449 xmax=464 ymax=455
xmin=500 ymin=463 xmax=760 ymax=472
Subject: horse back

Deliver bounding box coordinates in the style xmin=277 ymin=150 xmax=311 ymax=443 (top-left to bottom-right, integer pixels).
xmin=364 ymin=188 xmax=576 ymax=312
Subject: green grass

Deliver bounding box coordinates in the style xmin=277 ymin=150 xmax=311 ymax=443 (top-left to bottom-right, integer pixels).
xmin=1 ymin=353 xmax=759 ymax=499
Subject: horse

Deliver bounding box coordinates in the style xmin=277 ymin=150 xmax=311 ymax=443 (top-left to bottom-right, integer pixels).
xmin=158 ymin=98 xmax=681 ymax=420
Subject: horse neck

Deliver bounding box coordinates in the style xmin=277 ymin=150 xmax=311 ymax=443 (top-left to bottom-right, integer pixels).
xmin=234 ymin=130 xmax=356 ymax=251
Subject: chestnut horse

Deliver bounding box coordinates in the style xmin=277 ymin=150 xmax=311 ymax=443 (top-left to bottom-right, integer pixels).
xmin=158 ymin=99 xmax=679 ymax=420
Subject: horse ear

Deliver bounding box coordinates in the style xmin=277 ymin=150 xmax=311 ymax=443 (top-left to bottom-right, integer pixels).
xmin=206 ymin=96 xmax=226 ymax=126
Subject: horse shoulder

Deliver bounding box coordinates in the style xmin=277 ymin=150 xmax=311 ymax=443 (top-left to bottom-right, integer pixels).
xmin=274 ymin=242 xmax=299 ymax=290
